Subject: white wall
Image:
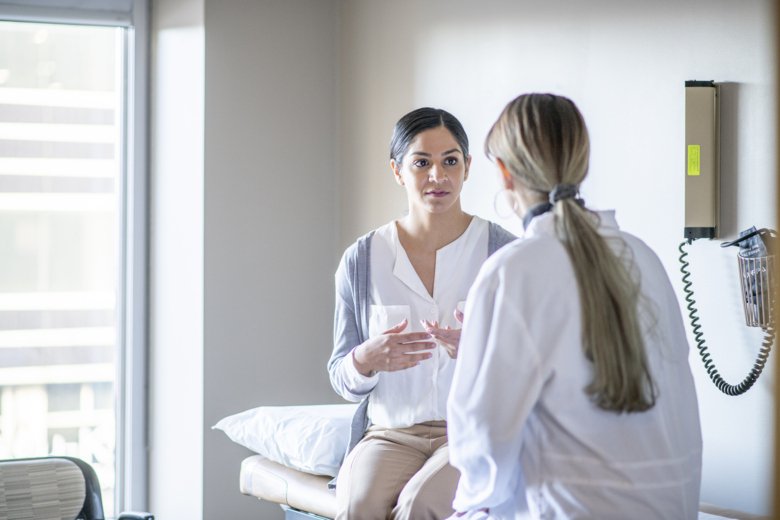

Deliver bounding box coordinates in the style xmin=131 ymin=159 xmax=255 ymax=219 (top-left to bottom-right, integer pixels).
xmin=151 ymin=2 xmax=340 ymax=518
xmin=149 ymin=0 xmax=204 ymax=517
xmin=202 ymin=1 xmax=340 ymax=519
xmin=339 ymin=0 xmax=776 ymax=515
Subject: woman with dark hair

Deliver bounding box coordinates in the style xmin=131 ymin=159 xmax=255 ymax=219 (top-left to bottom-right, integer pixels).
xmin=328 ymin=107 xmax=515 ymax=519
xmin=447 ymin=94 xmax=702 ymax=519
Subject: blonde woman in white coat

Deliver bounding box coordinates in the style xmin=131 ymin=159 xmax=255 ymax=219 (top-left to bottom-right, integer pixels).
xmin=447 ymin=94 xmax=703 ymax=519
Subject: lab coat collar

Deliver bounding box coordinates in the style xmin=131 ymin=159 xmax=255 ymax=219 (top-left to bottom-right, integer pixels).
xmin=524 ymin=209 xmax=620 ymax=238
xmin=522 ymin=201 xmax=553 ymax=230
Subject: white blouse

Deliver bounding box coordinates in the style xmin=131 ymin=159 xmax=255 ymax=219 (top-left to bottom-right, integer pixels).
xmin=448 ymin=211 xmax=702 ymax=519
xmin=339 ymin=216 xmax=490 ymax=429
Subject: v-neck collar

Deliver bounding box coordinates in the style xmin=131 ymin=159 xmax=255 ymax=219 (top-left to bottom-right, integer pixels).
xmin=390 ymin=218 xmax=478 ymax=302
xmin=391 ymin=222 xmax=434 ymax=301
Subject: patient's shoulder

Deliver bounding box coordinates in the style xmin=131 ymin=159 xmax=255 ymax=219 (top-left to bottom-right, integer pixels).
xmin=487 ymin=221 xmax=517 ymax=254
xmin=339 ymin=229 xmax=377 ymax=274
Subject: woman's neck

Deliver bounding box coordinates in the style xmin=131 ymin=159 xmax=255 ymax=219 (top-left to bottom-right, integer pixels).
xmin=397 ymin=205 xmax=473 ymax=253
xmin=514 ymin=186 xmax=547 ymax=219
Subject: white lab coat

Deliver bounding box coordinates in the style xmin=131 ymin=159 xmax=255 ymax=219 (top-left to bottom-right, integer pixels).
xmin=448 ymin=210 xmax=702 ymax=520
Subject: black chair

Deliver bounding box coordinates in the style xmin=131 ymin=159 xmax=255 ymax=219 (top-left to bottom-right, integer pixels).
xmin=0 ymin=456 xmax=153 ymax=520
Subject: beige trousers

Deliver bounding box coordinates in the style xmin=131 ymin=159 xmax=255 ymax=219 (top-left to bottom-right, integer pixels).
xmin=335 ymin=421 xmax=459 ymax=520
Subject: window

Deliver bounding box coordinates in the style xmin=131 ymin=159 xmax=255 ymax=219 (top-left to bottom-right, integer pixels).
xmin=0 ymin=2 xmax=148 ymax=515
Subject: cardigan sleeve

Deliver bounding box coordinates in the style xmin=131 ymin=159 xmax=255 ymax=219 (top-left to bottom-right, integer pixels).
xmin=327 ymin=245 xmax=378 ymax=402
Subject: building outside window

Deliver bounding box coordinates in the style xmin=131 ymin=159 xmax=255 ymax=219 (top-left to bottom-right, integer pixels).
xmin=0 ymin=1 xmax=148 ymax=514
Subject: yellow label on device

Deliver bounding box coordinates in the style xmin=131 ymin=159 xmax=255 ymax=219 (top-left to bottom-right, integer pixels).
xmin=687 ymin=145 xmax=701 ymax=176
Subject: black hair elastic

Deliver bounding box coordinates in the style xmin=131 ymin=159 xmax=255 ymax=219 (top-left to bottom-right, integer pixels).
xmin=523 ymin=190 xmax=586 ymax=230
xmin=549 ymin=184 xmax=579 ymax=204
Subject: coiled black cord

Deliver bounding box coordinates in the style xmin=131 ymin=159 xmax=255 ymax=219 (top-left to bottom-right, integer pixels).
xmin=678 ymin=240 xmax=775 ymax=396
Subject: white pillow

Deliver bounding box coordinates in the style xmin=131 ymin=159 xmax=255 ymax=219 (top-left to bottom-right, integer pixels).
xmin=213 ymin=403 xmax=358 ymax=477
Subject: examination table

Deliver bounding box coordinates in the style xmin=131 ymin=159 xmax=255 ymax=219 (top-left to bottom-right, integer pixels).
xmin=239 ymin=454 xmax=768 ymax=520
xmin=240 ymin=454 xmax=334 ymax=519
xmin=222 ymin=404 xmax=765 ymax=519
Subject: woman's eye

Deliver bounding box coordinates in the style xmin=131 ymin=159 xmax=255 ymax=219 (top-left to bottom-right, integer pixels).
xmin=413 ymin=159 xmax=429 ymax=168
xmin=444 ymin=157 xmax=458 ymax=166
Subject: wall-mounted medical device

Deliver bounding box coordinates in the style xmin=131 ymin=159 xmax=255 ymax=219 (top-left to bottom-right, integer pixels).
xmin=678 ymin=80 xmax=776 ymax=396
xmin=684 ymin=80 xmax=720 ymax=240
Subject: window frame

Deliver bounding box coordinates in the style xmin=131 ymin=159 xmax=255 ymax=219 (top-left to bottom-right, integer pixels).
xmin=0 ymin=0 xmax=150 ymax=513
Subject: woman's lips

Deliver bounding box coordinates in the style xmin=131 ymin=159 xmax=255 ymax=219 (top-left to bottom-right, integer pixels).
xmin=426 ymin=190 xmax=449 ymax=197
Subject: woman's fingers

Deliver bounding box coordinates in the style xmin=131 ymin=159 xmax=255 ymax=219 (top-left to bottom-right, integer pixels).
xmin=373 ymin=318 xmax=468 ymax=372
xmin=427 ymin=328 xmax=461 ymax=358
xmin=387 ymin=351 xmax=433 ymax=371
xmin=429 ymin=328 xmax=459 ymax=343
xmin=383 ymin=318 xmax=408 ymax=334
xmin=396 ymin=331 xmax=435 ymax=343
xmin=454 ymin=308 xmax=464 ymax=323
xmin=397 ymin=340 xmax=436 ymax=351
xmin=382 ymin=339 xmax=435 ymax=371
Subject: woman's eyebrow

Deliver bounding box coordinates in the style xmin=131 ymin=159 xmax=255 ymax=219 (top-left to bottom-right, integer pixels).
xmin=409 ymin=148 xmax=462 ymax=157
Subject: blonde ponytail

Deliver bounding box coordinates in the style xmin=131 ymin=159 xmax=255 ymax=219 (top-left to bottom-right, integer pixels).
xmin=486 ymin=94 xmax=656 ymax=413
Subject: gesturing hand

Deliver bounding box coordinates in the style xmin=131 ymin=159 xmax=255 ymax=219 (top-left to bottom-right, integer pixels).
xmin=353 ymin=319 xmax=436 ymax=376
xmin=422 ymin=308 xmax=464 ymax=359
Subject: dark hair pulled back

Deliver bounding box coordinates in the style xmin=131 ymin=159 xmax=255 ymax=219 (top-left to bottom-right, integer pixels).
xmin=389 ymin=107 xmax=469 ymax=164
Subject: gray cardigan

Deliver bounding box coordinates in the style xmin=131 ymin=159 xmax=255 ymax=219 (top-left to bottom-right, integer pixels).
xmin=328 ymin=221 xmax=516 ymax=465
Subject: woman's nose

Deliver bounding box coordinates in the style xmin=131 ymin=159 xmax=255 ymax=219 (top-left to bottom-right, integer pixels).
xmin=429 ymin=165 xmax=447 ymax=182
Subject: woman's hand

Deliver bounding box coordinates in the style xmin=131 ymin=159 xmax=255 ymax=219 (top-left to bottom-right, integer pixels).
xmin=422 ymin=308 xmax=464 ymax=359
xmin=352 ymin=319 xmax=436 ymax=376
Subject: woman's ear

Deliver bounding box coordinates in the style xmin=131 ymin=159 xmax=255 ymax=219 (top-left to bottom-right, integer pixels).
xmin=390 ymin=159 xmax=404 ymax=186
xmin=497 ymin=159 xmax=514 ymax=190
xmin=464 ymin=154 xmax=472 ymax=181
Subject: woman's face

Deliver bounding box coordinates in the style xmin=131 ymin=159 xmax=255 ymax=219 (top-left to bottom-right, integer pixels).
xmin=391 ymin=125 xmax=471 ymax=216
